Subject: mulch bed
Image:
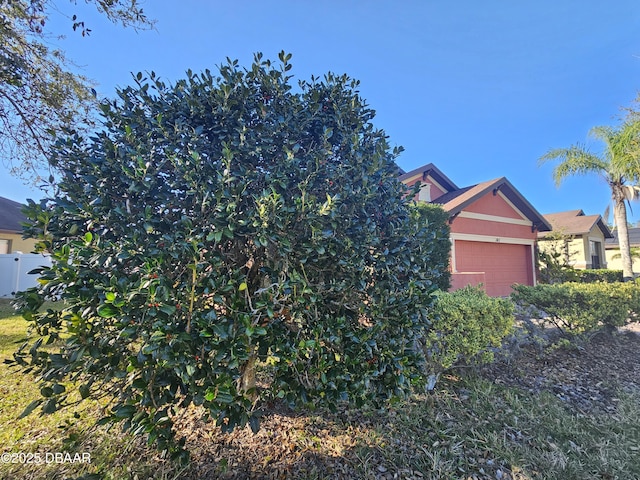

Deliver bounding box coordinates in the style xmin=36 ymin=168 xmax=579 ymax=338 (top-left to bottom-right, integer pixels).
xmin=478 ymin=323 xmax=640 ymax=414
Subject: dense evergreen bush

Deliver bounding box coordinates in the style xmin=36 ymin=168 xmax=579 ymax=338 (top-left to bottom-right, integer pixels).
xmin=425 ymin=286 xmax=514 ymax=372
xmin=536 ymin=232 xmax=579 ymax=284
xmin=11 ymin=53 xmax=443 ymax=460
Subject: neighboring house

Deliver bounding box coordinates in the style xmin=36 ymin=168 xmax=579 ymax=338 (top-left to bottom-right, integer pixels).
xmin=399 ymin=163 xmax=551 ymax=297
xmin=538 ymin=210 xmax=612 ymax=269
xmin=0 ymin=196 xmax=36 ymax=254
xmin=605 ymin=227 xmax=640 ymax=274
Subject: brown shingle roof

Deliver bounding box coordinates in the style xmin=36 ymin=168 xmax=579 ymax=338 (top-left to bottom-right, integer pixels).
xmin=397 ymin=163 xmax=459 ymax=191
xmin=539 ymin=210 xmax=613 ymax=239
xmin=0 ymin=196 xmax=27 ymax=233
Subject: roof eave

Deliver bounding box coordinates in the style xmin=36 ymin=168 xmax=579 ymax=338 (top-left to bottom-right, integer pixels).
xmin=398 ymin=163 xmax=459 ymax=191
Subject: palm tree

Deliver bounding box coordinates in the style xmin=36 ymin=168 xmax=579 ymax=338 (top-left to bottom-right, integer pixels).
xmin=539 ymin=121 xmax=640 ymax=281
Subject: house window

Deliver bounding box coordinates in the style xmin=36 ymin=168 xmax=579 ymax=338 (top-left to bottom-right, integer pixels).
xmin=589 ymin=240 xmax=602 ymax=269
xmin=0 ymin=239 xmax=9 ymax=254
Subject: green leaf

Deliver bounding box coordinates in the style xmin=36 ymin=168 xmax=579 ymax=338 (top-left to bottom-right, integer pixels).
xmin=216 ymin=391 xmax=234 ymax=404
xmin=97 ymin=304 xmax=119 ymax=318
xmin=114 ymin=405 xmax=137 ymax=419
xmin=249 ymin=415 xmax=260 ymax=433
xmin=52 ymin=383 xmax=65 ymax=394
xmin=238 ymin=282 xmax=247 ymax=292
xmin=132 ymin=378 xmax=147 ymax=390
xmin=159 ymin=305 xmax=176 ymax=316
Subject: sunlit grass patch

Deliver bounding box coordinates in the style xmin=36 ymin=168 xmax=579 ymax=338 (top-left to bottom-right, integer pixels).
xmin=0 ymin=299 xmax=173 ymax=479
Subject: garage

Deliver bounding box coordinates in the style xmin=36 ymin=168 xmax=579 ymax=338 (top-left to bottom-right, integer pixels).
xmin=454 ymin=240 xmax=533 ymax=297
xmin=399 ymin=163 xmax=551 ymax=296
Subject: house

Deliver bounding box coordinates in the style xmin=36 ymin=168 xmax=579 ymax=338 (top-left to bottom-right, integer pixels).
xmin=538 ymin=210 xmax=612 ymax=269
xmin=0 ymin=196 xmax=36 ymax=254
xmin=605 ymin=227 xmax=640 ymax=274
xmin=399 ymin=163 xmax=551 ymax=296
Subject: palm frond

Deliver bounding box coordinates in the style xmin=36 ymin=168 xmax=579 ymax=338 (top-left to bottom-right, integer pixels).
xmin=622 ymin=184 xmax=640 ymax=201
xmin=609 ymin=120 xmax=640 ymax=181
xmin=538 ymin=145 xmax=609 ymax=187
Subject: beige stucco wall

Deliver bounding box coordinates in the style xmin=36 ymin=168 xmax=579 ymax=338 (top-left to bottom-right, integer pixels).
xmin=605 ymin=248 xmax=640 ymax=274
xmin=0 ymin=231 xmax=38 ymax=254
xmin=538 ymin=224 xmax=608 ymax=270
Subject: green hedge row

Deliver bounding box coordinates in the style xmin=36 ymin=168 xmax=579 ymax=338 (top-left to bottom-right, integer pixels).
xmin=425 ymin=286 xmax=515 ymax=371
xmin=425 ymin=279 xmax=639 ymax=380
xmin=574 ymin=269 xmax=623 ymax=283
xmin=511 ymin=282 xmax=640 ymax=334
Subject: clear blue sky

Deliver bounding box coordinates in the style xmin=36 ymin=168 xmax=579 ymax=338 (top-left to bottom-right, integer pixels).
xmin=5 ymin=1 xmax=640 ymax=223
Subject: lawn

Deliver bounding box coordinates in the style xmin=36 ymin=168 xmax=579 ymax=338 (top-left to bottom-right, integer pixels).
xmin=0 ymin=298 xmax=639 ymax=479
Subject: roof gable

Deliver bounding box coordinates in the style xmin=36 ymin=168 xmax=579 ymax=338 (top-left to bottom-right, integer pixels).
xmin=397 ymin=163 xmax=458 ymax=193
xmin=398 ymin=164 xmax=551 ymax=232
xmin=540 ymin=210 xmax=613 ymax=239
xmin=433 ymin=177 xmax=551 ymax=232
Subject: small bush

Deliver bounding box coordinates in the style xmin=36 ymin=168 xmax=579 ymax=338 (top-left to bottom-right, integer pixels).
xmin=511 ymin=282 xmax=640 ymax=335
xmin=425 ymin=286 xmax=515 ymax=372
xmin=537 ymin=248 xmax=578 ymax=284
xmin=575 ymin=269 xmax=623 ymax=283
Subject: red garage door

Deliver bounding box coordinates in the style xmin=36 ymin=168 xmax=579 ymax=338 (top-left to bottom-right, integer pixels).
xmin=454 ymin=240 xmax=533 ymax=296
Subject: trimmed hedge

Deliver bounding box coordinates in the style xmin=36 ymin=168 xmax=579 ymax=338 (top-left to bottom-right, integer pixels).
xmin=574 ymin=269 xmax=623 ymax=284
xmin=511 ymin=282 xmax=640 ymax=335
xmin=426 ymin=286 xmax=515 ymax=371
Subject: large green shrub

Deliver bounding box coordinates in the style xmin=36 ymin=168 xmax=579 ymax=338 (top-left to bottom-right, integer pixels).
xmin=425 ymin=286 xmax=514 ymax=372
xmin=12 ymin=54 xmax=441 ymax=460
xmin=511 ymin=282 xmax=640 ymax=334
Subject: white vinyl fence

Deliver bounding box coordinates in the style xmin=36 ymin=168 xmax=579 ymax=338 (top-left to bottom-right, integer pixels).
xmin=0 ymin=254 xmax=52 ymax=298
